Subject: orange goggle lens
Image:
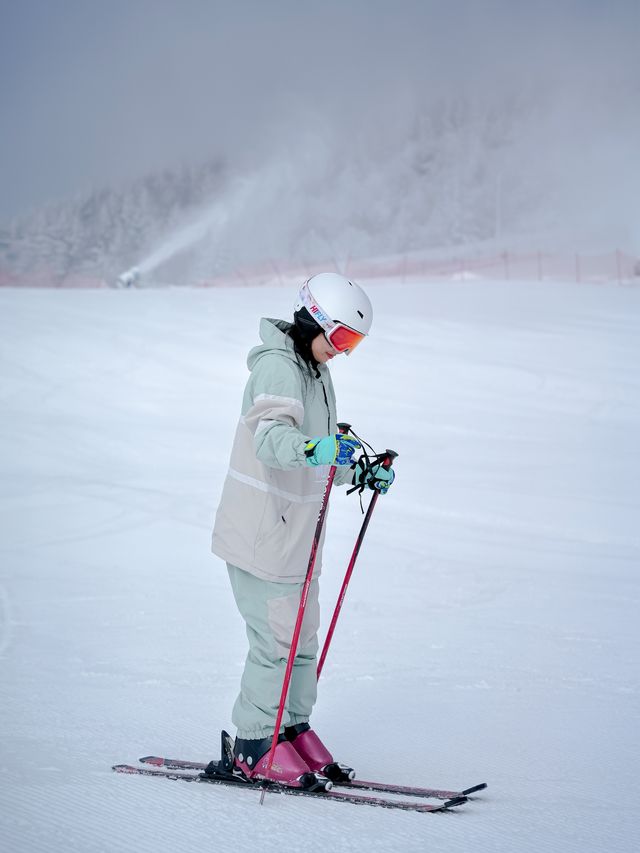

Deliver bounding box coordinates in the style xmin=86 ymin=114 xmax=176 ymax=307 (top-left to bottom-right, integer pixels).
xmin=327 ymin=324 xmax=365 ymax=353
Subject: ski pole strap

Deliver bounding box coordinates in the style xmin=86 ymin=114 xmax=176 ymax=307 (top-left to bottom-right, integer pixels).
xmin=348 ymin=451 xmax=398 ymax=512
xmin=347 ymin=452 xmax=392 ymax=496
xmin=336 ymin=424 xmax=397 ymax=505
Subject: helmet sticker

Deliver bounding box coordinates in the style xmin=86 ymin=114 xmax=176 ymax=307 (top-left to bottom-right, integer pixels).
xmin=309 ymin=303 xmax=330 ymax=324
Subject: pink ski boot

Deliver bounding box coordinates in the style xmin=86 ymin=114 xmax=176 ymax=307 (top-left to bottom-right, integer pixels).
xmin=224 ymin=731 xmax=332 ymax=791
xmin=285 ymin=723 xmax=355 ymax=784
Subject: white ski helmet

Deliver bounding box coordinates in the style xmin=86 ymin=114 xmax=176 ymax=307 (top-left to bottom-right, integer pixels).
xmin=294 ymin=272 xmax=373 ymax=353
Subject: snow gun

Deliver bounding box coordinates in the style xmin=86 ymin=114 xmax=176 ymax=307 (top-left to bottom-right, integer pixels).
xmin=116 ymin=267 xmax=141 ymax=288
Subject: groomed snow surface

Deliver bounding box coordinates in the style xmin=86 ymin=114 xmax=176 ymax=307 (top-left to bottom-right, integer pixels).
xmin=1 ymin=278 xmax=639 ymax=852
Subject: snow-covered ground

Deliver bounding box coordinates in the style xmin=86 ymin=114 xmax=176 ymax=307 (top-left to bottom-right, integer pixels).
xmin=1 ymin=278 xmax=639 ymax=852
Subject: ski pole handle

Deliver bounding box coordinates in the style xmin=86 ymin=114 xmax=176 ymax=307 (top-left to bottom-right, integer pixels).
xmin=380 ymin=449 xmax=398 ymax=469
xmin=337 ymin=422 xmax=352 ymax=435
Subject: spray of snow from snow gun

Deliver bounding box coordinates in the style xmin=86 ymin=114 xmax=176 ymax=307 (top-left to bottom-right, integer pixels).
xmin=112 ymin=165 xmax=284 ymax=289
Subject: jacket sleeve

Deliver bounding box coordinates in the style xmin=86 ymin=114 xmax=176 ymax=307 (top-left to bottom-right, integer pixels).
xmin=243 ymin=355 xmax=311 ymax=470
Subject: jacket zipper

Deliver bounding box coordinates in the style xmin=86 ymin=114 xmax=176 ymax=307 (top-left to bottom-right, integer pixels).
xmin=320 ymin=378 xmax=331 ymax=434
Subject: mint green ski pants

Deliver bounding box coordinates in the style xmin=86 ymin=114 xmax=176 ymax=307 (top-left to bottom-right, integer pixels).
xmin=227 ymin=563 xmax=320 ymax=739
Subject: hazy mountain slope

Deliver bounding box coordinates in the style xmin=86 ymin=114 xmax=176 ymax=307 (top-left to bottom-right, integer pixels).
xmin=2 ymin=84 xmax=638 ymax=286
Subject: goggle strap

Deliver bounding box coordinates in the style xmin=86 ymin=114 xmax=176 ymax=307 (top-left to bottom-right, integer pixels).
xmin=298 ymin=281 xmax=334 ymax=335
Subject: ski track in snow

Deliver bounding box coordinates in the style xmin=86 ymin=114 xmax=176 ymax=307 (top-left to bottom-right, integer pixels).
xmin=1 ymin=279 xmax=639 ymax=853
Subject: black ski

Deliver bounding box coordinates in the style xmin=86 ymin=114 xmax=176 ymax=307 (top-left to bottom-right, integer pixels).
xmin=113 ymin=763 xmax=467 ymax=813
xmin=138 ymin=754 xmax=487 ymax=800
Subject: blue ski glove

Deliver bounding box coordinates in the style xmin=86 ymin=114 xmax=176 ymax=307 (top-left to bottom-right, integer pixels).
xmin=353 ymin=459 xmax=396 ymax=494
xmin=305 ymin=434 xmax=362 ymax=467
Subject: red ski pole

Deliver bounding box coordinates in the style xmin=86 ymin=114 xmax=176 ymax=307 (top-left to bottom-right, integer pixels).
xmin=317 ymin=448 xmax=397 ymax=680
xmin=259 ymin=424 xmax=351 ymax=804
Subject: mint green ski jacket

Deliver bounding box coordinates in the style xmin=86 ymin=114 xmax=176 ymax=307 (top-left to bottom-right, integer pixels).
xmin=211 ymin=318 xmax=353 ymax=583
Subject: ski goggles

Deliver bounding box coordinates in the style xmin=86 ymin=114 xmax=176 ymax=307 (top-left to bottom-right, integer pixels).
xmin=298 ymin=281 xmax=366 ymax=354
xmin=325 ymin=323 xmax=366 ymax=353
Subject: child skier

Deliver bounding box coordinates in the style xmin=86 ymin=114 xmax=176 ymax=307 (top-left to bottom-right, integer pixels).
xmin=211 ymin=272 xmax=395 ymax=789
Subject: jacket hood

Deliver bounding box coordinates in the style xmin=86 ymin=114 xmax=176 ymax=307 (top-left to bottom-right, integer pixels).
xmin=247 ymin=318 xmax=297 ymax=371
xmin=247 ymin=318 xmax=327 ymax=378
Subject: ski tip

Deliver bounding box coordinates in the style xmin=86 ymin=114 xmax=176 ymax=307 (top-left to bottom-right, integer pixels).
xmin=442 ymin=796 xmax=468 ymax=809
xmin=461 ymin=782 xmax=488 ymax=796
xmin=139 ymin=756 xmax=164 ymax=766
xmin=113 ymin=764 xmax=137 ymax=773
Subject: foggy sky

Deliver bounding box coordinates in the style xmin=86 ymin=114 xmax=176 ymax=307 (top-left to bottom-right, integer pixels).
xmin=1 ymin=0 xmax=638 ymax=222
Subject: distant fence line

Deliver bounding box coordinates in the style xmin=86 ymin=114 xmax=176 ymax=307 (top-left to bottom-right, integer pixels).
xmin=198 ymin=249 xmax=640 ymax=288
xmin=1 ymin=249 xmax=639 ymax=288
